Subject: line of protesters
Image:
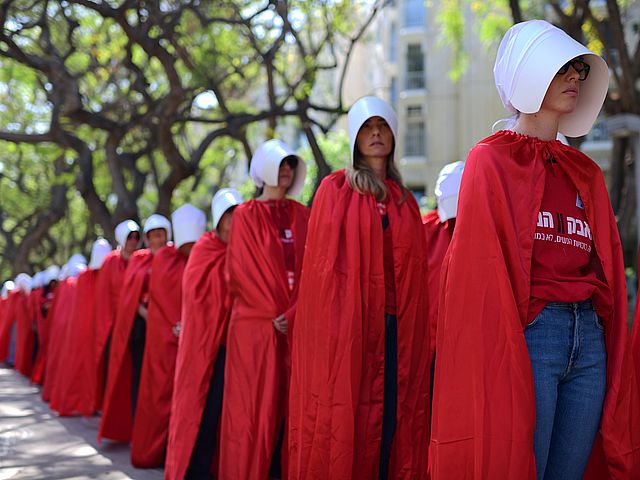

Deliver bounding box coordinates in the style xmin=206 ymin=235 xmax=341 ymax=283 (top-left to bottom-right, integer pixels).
xmin=2 ymin=20 xmax=640 ymax=480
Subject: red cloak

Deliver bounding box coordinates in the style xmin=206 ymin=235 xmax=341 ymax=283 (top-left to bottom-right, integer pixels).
xmin=632 ymin=258 xmax=640 ymax=420
xmin=429 ymin=131 xmax=640 ymax=479
xmin=289 ymin=170 xmax=430 ymax=480
xmin=0 ymin=291 xmax=17 ymax=363
xmin=29 ymin=288 xmax=45 ymax=383
xmin=98 ymin=249 xmax=152 ymax=443
xmin=14 ymin=290 xmax=36 ymax=377
xmin=218 ymin=199 xmax=309 ymax=479
xmin=51 ymin=269 xmax=100 ymax=416
xmin=93 ymin=250 xmax=128 ymax=409
xmin=422 ymin=210 xmax=454 ymax=373
xmin=42 ymin=278 xmax=79 ymax=403
xmin=165 ymin=233 xmax=230 ymax=480
xmin=0 ymin=297 xmax=6 ymax=360
xmin=130 ymin=245 xmax=187 ymax=467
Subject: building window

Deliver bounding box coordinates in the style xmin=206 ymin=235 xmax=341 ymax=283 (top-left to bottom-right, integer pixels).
xmin=406 ymin=43 xmax=425 ymax=89
xmin=389 ymin=22 xmax=397 ymax=61
xmin=390 ymin=77 xmax=398 ymax=106
xmin=585 ymin=117 xmax=609 ymax=142
xmin=403 ymin=0 xmax=426 ymax=28
xmin=405 ymin=106 xmax=425 ymax=156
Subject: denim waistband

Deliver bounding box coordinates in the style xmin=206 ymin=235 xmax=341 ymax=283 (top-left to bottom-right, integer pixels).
xmin=544 ymin=299 xmax=593 ymax=311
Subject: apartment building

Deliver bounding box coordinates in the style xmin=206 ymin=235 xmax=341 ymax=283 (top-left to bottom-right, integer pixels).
xmin=341 ymin=0 xmax=505 ymax=195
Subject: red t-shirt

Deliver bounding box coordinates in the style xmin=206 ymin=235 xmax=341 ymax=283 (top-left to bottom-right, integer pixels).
xmin=269 ymin=200 xmax=296 ymax=291
xmin=528 ymin=158 xmax=610 ymax=322
xmin=377 ymin=201 xmax=396 ymax=315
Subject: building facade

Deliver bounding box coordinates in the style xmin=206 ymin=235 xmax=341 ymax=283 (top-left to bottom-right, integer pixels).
xmin=341 ymin=0 xmax=506 ymax=195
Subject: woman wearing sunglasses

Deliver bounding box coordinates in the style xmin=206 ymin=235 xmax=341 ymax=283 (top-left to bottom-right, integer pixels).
xmin=429 ymin=20 xmax=640 ymax=479
xmin=218 ymin=139 xmax=309 ymax=479
xmin=289 ymin=96 xmax=429 ymax=479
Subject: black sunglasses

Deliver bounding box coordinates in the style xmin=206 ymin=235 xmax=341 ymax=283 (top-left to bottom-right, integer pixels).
xmin=556 ymin=58 xmax=590 ymax=81
xmin=280 ymin=156 xmax=298 ymax=169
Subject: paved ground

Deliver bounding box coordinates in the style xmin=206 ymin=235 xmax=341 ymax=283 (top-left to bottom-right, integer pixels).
xmin=0 ymin=367 xmax=163 ymax=480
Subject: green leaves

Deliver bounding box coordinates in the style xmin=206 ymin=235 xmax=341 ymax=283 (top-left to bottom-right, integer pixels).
xmin=0 ymin=0 xmax=380 ymax=276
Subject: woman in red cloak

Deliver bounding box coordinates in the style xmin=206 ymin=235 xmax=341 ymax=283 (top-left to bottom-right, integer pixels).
xmin=98 ymin=214 xmax=170 ymax=443
xmin=52 ymin=239 xmax=112 ymax=416
xmin=30 ymin=265 xmax=60 ymax=385
xmin=130 ymin=203 xmax=207 ymax=468
xmin=13 ymin=273 xmax=35 ymax=377
xmin=93 ymin=220 xmax=141 ymax=409
xmin=422 ymin=161 xmax=463 ymax=400
xmin=0 ymin=280 xmax=17 ymax=366
xmin=288 ymin=96 xmax=430 ymax=480
xmin=44 ymin=256 xmax=87 ymax=405
xmin=430 ymin=20 xmax=640 ymax=479
xmin=165 ymin=188 xmax=242 ymax=480
xmin=218 ymin=139 xmax=309 ymax=479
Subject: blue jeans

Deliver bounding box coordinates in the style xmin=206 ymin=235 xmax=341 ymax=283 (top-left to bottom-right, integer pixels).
xmin=525 ymin=300 xmax=606 ymax=480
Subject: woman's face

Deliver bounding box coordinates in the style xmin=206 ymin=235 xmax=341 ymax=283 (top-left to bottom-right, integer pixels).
xmin=277 ymin=156 xmax=297 ymax=190
xmin=540 ymin=57 xmax=585 ymax=116
xmin=124 ymin=231 xmax=140 ymax=256
xmin=355 ymin=116 xmax=394 ymax=160
xmin=146 ymin=228 xmax=168 ymax=253
xmin=217 ymin=209 xmax=234 ymax=243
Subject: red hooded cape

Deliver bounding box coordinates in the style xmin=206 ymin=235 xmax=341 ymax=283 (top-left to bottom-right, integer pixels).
xmin=14 ymin=290 xmax=36 ymax=377
xmin=28 ymin=288 xmax=45 ymax=383
xmin=130 ymin=245 xmax=187 ymax=467
xmin=93 ymin=250 xmax=128 ymax=409
xmin=0 ymin=291 xmax=17 ymax=363
xmin=288 ymin=170 xmax=430 ymax=480
xmin=51 ymin=269 xmax=99 ymax=416
xmin=422 ymin=210 xmax=454 ymax=372
xmin=429 ymin=131 xmax=640 ymax=479
xmin=631 ymin=258 xmax=640 ymax=423
xmin=42 ymin=278 xmax=78 ymax=403
xmin=0 ymin=297 xmax=6 ymax=360
xmin=165 ymin=233 xmax=230 ymax=480
xmin=98 ymin=249 xmax=152 ymax=443
xmin=218 ymin=199 xmax=309 ymax=479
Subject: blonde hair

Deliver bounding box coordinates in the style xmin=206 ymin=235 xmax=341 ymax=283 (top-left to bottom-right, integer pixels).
xmin=347 ymin=148 xmax=407 ymax=203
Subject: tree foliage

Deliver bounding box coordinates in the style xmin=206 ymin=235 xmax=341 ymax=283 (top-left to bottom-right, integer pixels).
xmin=0 ymin=0 xmax=384 ymax=278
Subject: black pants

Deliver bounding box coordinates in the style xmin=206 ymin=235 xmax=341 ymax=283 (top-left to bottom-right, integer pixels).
xmin=186 ymin=347 xmax=226 ymax=480
xmin=129 ymin=314 xmax=146 ymax=419
xmin=379 ymin=313 xmax=398 ymax=480
xmin=32 ymin=331 xmax=39 ymax=364
xmin=269 ymin=422 xmax=285 ymax=479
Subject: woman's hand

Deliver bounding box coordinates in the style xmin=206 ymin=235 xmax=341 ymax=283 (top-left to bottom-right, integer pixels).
xmin=137 ymin=303 xmax=148 ymax=319
xmin=272 ymin=314 xmax=288 ymax=335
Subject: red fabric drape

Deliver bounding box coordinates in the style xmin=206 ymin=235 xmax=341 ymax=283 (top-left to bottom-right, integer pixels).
xmin=288 ymin=170 xmax=430 ymax=480
xmin=630 ymin=254 xmax=640 ymax=473
xmin=218 ymin=199 xmax=309 ymax=480
xmin=429 ymin=131 xmax=640 ymax=479
xmin=131 ymin=245 xmax=187 ymax=467
xmin=98 ymin=249 xmax=152 ymax=443
xmin=51 ymin=269 xmax=100 ymax=416
xmin=0 ymin=296 xmax=7 ymax=361
xmin=28 ymin=288 xmax=45 ymax=383
xmin=14 ymin=290 xmax=36 ymax=377
xmin=92 ymin=250 xmax=128 ymax=409
xmin=43 ymin=279 xmax=78 ymax=403
xmin=422 ymin=210 xmax=454 ymax=373
xmin=0 ymin=291 xmax=18 ymax=363
xmin=165 ymin=233 xmax=230 ymax=480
